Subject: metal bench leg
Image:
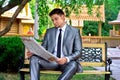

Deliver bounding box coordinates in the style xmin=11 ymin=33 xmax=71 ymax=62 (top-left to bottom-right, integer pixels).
xmin=20 ymin=71 xmax=25 ymax=80
xmin=105 ymin=74 xmax=110 ymax=80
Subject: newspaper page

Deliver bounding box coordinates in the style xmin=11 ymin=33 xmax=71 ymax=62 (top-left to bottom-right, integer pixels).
xmin=21 ymin=37 xmax=58 ymax=62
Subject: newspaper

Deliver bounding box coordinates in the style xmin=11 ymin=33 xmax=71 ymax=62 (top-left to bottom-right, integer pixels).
xmin=21 ymin=37 xmax=58 ymax=62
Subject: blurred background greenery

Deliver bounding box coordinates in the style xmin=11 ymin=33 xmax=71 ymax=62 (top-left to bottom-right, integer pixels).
xmin=0 ymin=37 xmax=24 ymax=72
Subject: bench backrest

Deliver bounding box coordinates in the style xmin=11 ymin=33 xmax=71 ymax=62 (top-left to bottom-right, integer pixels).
xmin=24 ymin=43 xmax=107 ymax=67
xmin=80 ymin=43 xmax=107 ymax=67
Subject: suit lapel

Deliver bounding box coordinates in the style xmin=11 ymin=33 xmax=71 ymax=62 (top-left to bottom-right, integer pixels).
xmin=52 ymin=28 xmax=57 ymax=49
xmin=63 ymin=25 xmax=70 ymax=47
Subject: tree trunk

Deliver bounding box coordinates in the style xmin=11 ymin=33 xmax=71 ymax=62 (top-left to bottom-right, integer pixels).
xmin=34 ymin=0 xmax=39 ymax=39
xmin=0 ymin=0 xmax=29 ymax=36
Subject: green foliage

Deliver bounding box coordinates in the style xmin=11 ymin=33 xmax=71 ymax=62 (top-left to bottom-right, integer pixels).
xmin=0 ymin=37 xmax=24 ymax=72
xmin=55 ymin=0 xmax=105 ymax=17
xmin=37 ymin=0 xmax=50 ymax=36
xmin=102 ymin=0 xmax=120 ymax=36
xmin=83 ymin=21 xmax=98 ymax=36
xmin=29 ymin=0 xmax=35 ymax=18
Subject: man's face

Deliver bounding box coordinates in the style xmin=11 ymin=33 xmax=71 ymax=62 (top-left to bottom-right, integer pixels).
xmin=50 ymin=14 xmax=65 ymax=28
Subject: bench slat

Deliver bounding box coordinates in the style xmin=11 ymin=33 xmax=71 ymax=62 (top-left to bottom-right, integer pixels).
xmin=80 ymin=62 xmax=105 ymax=66
xmin=20 ymin=68 xmax=110 ymax=74
xmin=24 ymin=60 xmax=106 ymax=67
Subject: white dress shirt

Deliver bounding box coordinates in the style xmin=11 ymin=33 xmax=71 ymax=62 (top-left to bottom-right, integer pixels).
xmin=53 ymin=24 xmax=70 ymax=62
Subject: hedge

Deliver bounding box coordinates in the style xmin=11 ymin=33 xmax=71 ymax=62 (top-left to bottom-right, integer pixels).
xmin=0 ymin=36 xmax=24 ymax=72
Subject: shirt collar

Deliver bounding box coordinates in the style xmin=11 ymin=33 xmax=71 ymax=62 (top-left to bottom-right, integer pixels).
xmin=58 ymin=24 xmax=67 ymax=32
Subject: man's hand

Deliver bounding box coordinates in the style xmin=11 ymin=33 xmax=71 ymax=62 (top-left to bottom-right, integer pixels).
xmin=56 ymin=57 xmax=67 ymax=65
xmin=27 ymin=51 xmax=33 ymax=58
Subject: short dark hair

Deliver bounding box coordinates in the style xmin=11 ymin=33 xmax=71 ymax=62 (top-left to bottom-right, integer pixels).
xmin=49 ymin=8 xmax=64 ymax=16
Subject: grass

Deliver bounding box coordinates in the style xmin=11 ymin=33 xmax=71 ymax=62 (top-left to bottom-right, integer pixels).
xmin=0 ymin=72 xmax=115 ymax=80
xmin=0 ymin=67 xmax=115 ymax=80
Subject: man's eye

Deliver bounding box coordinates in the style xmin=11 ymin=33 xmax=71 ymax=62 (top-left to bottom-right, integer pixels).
xmin=55 ymin=18 xmax=58 ymax=20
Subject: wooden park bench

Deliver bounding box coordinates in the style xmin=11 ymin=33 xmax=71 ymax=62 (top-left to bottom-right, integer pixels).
xmin=19 ymin=43 xmax=112 ymax=80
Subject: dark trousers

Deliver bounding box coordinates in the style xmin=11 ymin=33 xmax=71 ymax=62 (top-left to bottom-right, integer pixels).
xmin=30 ymin=55 xmax=77 ymax=80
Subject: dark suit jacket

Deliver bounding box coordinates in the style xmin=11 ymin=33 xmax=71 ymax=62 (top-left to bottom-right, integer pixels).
xmin=42 ymin=24 xmax=83 ymax=72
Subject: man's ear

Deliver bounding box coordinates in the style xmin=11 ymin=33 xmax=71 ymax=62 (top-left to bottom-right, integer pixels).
xmin=61 ymin=15 xmax=65 ymax=20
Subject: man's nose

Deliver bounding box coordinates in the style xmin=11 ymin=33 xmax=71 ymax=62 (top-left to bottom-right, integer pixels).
xmin=53 ymin=21 xmax=56 ymax=25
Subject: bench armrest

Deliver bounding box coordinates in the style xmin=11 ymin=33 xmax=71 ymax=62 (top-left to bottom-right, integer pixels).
xmin=107 ymin=57 xmax=112 ymax=74
xmin=107 ymin=58 xmax=112 ymax=65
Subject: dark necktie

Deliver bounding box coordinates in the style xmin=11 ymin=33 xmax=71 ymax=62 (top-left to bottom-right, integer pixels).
xmin=57 ymin=29 xmax=62 ymax=58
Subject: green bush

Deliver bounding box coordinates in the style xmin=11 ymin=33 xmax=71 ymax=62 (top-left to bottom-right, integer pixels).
xmin=0 ymin=37 xmax=24 ymax=72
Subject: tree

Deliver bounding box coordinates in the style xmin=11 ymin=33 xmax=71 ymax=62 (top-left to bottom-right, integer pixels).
xmin=0 ymin=0 xmax=30 ymax=36
xmin=102 ymin=0 xmax=120 ymax=36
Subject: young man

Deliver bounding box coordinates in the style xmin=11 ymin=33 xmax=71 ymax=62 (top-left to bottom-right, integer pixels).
xmin=28 ymin=8 xmax=83 ymax=80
